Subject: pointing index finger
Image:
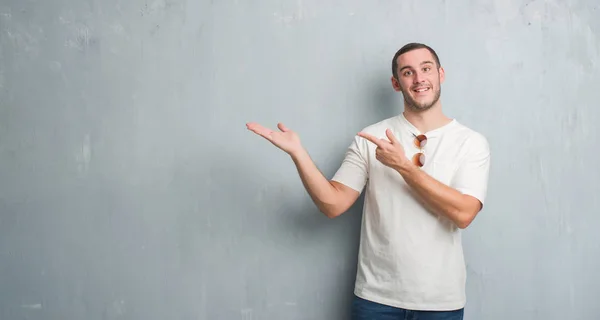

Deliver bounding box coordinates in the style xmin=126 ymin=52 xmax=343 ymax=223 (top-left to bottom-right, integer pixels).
xmin=357 ymin=132 xmax=383 ymax=148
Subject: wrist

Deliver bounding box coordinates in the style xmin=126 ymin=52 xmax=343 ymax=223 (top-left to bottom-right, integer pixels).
xmin=289 ymin=147 xmax=308 ymax=161
xmin=394 ymin=159 xmax=417 ymax=175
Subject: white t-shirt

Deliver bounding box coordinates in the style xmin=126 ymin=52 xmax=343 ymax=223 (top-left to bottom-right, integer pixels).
xmin=331 ymin=113 xmax=491 ymax=311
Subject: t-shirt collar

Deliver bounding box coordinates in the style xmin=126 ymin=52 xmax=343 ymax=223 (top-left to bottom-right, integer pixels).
xmin=398 ymin=112 xmax=456 ymax=138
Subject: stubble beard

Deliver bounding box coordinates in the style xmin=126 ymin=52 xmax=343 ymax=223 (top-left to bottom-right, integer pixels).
xmin=402 ymin=85 xmax=441 ymax=112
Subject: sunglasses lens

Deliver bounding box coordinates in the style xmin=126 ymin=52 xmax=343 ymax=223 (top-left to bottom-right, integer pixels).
xmin=414 ymin=134 xmax=427 ymax=148
xmin=412 ymin=153 xmax=425 ymax=167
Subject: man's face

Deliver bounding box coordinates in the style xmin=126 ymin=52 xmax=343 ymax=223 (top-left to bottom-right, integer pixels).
xmin=391 ymin=48 xmax=445 ymax=112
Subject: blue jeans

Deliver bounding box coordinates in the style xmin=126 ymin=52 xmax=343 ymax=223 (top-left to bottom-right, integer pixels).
xmin=351 ymin=295 xmax=464 ymax=320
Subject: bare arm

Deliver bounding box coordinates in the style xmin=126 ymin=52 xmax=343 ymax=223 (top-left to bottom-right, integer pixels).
xmin=358 ymin=129 xmax=487 ymax=229
xmin=247 ymin=122 xmax=360 ymax=218
xmin=394 ymin=164 xmax=482 ymax=228
xmin=290 ymin=148 xmax=360 ymax=218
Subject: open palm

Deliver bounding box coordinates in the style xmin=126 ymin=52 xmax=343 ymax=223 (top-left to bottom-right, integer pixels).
xmin=246 ymin=122 xmax=302 ymax=155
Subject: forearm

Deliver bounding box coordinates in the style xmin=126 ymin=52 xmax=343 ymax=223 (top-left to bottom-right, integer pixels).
xmin=395 ymin=163 xmax=473 ymax=228
xmin=290 ymin=148 xmax=342 ymax=217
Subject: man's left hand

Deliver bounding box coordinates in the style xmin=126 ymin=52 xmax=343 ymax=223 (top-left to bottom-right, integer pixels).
xmin=357 ymin=129 xmax=411 ymax=170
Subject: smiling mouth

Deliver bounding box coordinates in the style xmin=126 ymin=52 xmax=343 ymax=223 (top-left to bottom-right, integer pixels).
xmin=413 ymin=87 xmax=430 ymax=93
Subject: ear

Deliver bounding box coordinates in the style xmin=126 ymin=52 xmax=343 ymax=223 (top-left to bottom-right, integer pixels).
xmin=390 ymin=76 xmax=402 ymax=92
xmin=438 ymin=66 xmax=445 ymax=84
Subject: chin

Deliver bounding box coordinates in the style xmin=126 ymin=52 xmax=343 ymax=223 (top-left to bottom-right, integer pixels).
xmin=410 ymin=104 xmax=434 ymax=112
xmin=406 ymin=98 xmax=435 ymax=111
xmin=404 ymin=90 xmax=440 ymax=111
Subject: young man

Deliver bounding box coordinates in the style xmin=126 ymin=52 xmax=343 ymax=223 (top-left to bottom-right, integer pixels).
xmin=246 ymin=43 xmax=491 ymax=320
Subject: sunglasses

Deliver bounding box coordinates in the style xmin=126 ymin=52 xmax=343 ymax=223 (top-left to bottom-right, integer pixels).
xmin=412 ymin=133 xmax=428 ymax=167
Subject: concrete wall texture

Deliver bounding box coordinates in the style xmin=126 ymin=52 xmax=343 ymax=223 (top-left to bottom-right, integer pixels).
xmin=1 ymin=0 xmax=599 ymax=319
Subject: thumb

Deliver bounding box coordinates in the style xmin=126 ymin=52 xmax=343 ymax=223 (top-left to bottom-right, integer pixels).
xmin=386 ymin=129 xmax=399 ymax=144
xmin=278 ymin=123 xmax=291 ymax=132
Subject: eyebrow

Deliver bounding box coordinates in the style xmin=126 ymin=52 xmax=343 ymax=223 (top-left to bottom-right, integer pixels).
xmin=399 ymin=61 xmax=435 ymax=72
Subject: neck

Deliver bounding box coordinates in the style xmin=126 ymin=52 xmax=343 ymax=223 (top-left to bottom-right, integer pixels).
xmin=402 ymin=103 xmax=452 ymax=133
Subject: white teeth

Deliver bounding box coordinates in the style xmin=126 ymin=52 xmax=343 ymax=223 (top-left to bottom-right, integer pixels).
xmin=415 ymin=88 xmax=429 ymax=92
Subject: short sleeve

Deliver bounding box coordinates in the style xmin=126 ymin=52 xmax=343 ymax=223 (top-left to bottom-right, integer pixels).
xmin=451 ymin=134 xmax=491 ymax=206
xmin=331 ymin=136 xmax=369 ymax=193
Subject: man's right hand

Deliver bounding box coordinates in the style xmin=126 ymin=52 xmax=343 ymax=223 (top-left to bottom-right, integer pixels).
xmin=245 ymin=121 xmax=360 ymax=218
xmin=246 ymin=122 xmax=303 ymax=156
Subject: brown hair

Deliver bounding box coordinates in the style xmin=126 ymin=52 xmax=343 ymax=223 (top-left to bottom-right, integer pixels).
xmin=392 ymin=43 xmax=441 ymax=79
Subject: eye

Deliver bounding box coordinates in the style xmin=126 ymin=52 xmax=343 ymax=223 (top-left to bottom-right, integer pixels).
xmin=403 ymin=70 xmax=413 ymax=76
xmin=423 ymin=67 xmax=431 ymax=72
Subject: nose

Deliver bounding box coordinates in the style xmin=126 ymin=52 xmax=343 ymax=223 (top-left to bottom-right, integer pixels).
xmin=413 ymin=71 xmax=426 ymax=84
